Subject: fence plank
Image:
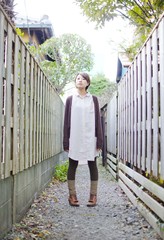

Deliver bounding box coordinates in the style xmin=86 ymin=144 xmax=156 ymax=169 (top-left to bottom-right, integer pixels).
xmin=119 ymin=177 xmax=164 ymax=239
xmin=118 ymin=86 xmax=121 ymax=159
xmin=119 ymin=84 xmax=123 ymax=160
xmin=107 ymin=94 xmax=117 ymax=155
xmin=146 ymin=38 xmax=152 ymax=173
xmin=12 ymin=35 xmax=19 ymax=174
xmin=49 ymin=89 xmax=53 ymax=156
xmin=124 ymin=77 xmax=128 ymax=161
xmin=137 ymin=53 xmax=142 ymax=169
xmin=141 ymin=46 xmax=146 ymax=171
xmin=125 ymin=76 xmax=128 ymax=161
xmin=39 ymin=71 xmax=43 ymax=162
xmin=33 ymin=62 xmax=37 ymax=164
xmin=119 ymin=86 xmax=122 ymax=160
xmin=119 ymin=170 xmax=164 ymax=221
xmin=159 ymin=18 xmax=164 ymax=179
xmin=0 ymin=12 xmax=5 ymax=178
xmin=19 ymin=43 xmax=25 ymax=172
xmin=5 ymin=24 xmax=13 ymax=178
xmin=25 ymin=50 xmax=30 ymax=169
xmin=45 ymin=81 xmax=47 ymax=158
xmin=48 ymin=83 xmax=51 ymax=157
xmin=130 ymin=65 xmax=134 ymax=166
xmin=133 ymin=60 xmax=137 ymax=167
xmin=119 ymin=162 xmax=164 ymax=201
xmin=152 ymin=29 xmax=159 ymax=177
xmin=29 ymin=57 xmax=33 ymax=167
xmin=128 ymin=70 xmax=131 ymax=163
xmin=42 ymin=75 xmax=45 ymax=160
xmin=36 ymin=65 xmax=40 ymax=163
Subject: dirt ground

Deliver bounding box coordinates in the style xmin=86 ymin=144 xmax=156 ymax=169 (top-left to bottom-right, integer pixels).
xmin=3 ymin=159 xmax=162 ymax=240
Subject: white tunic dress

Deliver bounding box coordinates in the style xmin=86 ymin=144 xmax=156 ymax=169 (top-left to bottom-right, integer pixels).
xmin=68 ymin=93 xmax=98 ymax=164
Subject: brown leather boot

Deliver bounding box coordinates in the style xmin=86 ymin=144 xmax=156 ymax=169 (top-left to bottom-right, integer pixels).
xmin=68 ymin=195 xmax=80 ymax=207
xmin=87 ymin=194 xmax=97 ymax=207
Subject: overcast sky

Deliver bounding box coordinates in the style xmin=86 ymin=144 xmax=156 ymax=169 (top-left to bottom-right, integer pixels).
xmin=14 ymin=0 xmax=134 ymax=81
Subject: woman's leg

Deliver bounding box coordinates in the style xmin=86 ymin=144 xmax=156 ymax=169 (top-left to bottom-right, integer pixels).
xmin=67 ymin=158 xmax=79 ymax=206
xmin=88 ymin=158 xmax=98 ymax=182
xmin=87 ymin=158 xmax=98 ymax=206
xmin=67 ymin=158 xmax=78 ymax=181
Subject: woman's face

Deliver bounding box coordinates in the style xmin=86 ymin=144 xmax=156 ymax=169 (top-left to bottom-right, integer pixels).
xmin=75 ymin=74 xmax=89 ymax=90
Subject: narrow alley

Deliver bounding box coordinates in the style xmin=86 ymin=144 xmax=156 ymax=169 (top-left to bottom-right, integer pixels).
xmin=3 ymin=160 xmax=161 ymax=240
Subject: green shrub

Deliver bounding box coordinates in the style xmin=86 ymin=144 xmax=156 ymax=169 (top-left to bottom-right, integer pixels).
xmin=54 ymin=160 xmax=69 ymax=182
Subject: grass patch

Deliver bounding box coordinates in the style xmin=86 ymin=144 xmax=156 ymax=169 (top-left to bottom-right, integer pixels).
xmin=54 ymin=160 xmax=69 ymax=182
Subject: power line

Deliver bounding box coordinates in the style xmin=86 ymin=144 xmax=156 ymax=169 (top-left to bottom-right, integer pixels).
xmin=23 ymin=0 xmax=32 ymax=44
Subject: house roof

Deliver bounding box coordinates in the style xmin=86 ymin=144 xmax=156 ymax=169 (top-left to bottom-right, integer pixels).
xmin=15 ymin=15 xmax=54 ymax=42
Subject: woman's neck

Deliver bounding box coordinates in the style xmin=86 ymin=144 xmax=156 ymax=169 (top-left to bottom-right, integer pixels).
xmin=77 ymin=89 xmax=87 ymax=96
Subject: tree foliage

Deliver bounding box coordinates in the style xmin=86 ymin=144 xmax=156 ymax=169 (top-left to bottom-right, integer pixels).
xmin=75 ymin=0 xmax=164 ymax=59
xmin=89 ymin=73 xmax=117 ymax=107
xmin=32 ymin=33 xmax=94 ymax=94
xmin=0 ymin=0 xmax=16 ymax=23
xmin=75 ymin=0 xmax=164 ymax=31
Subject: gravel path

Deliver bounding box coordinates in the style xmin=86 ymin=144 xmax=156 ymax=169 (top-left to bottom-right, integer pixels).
xmin=4 ymin=159 xmax=161 ymax=240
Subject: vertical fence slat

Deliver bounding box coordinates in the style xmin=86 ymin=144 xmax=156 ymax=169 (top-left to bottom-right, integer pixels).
xmin=39 ymin=71 xmax=43 ymax=162
xmin=125 ymin=76 xmax=128 ymax=161
xmin=123 ymin=80 xmax=126 ymax=161
xmin=42 ymin=76 xmax=45 ymax=160
xmin=5 ymin=24 xmax=12 ymax=178
xmin=51 ymin=89 xmax=53 ymax=155
xmin=121 ymin=82 xmax=124 ymax=160
xmin=128 ymin=70 xmax=131 ymax=163
xmin=152 ymin=29 xmax=159 ymax=177
xmin=137 ymin=53 xmax=141 ymax=169
xmin=134 ymin=60 xmax=137 ymax=167
xmin=19 ymin=43 xmax=25 ymax=172
xmin=36 ymin=66 xmax=40 ymax=163
xmin=33 ymin=62 xmax=37 ymax=165
xmin=130 ymin=65 xmax=134 ymax=166
xmin=52 ymin=93 xmax=55 ymax=155
xmin=119 ymin=85 xmax=122 ymax=159
xmin=159 ymin=18 xmax=164 ymax=180
xmin=13 ymin=35 xmax=19 ymax=174
xmin=45 ymin=81 xmax=47 ymax=158
xmin=25 ymin=50 xmax=30 ymax=169
xmin=118 ymin=86 xmax=121 ymax=159
xmin=107 ymin=93 xmax=117 ymax=155
xmin=146 ymin=38 xmax=152 ymax=174
xmin=0 ymin=12 xmax=5 ymax=178
xmin=48 ymin=83 xmax=50 ymax=157
xmin=141 ymin=46 xmax=146 ymax=171
xmin=29 ymin=57 xmax=33 ymax=167
xmin=49 ymin=88 xmax=51 ymax=156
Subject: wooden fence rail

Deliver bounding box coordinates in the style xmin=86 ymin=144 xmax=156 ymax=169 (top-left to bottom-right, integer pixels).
xmin=0 ymin=6 xmax=64 ymax=180
xmin=104 ymin=12 xmax=164 ymax=239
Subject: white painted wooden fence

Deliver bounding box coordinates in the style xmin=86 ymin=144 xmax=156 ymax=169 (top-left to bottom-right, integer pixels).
xmin=105 ymin=13 xmax=164 ymax=239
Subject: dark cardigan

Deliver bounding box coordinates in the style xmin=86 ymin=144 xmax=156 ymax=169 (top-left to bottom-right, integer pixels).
xmin=63 ymin=95 xmax=103 ymax=151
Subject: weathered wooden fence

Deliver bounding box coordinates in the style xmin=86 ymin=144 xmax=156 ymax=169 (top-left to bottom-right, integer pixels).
xmin=0 ymin=6 xmax=63 ymax=180
xmin=104 ymin=13 xmax=164 ymax=239
xmin=0 ymin=6 xmax=64 ymax=237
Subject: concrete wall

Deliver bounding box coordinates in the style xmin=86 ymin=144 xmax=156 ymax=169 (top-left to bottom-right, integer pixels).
xmin=0 ymin=152 xmax=64 ymax=238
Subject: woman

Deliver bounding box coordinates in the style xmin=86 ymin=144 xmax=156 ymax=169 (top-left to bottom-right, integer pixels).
xmin=63 ymin=72 xmax=103 ymax=207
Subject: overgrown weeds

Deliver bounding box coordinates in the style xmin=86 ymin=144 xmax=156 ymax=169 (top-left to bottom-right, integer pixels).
xmin=54 ymin=160 xmax=69 ymax=182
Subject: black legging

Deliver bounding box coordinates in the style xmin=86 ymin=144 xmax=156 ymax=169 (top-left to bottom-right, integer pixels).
xmin=67 ymin=158 xmax=98 ymax=181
